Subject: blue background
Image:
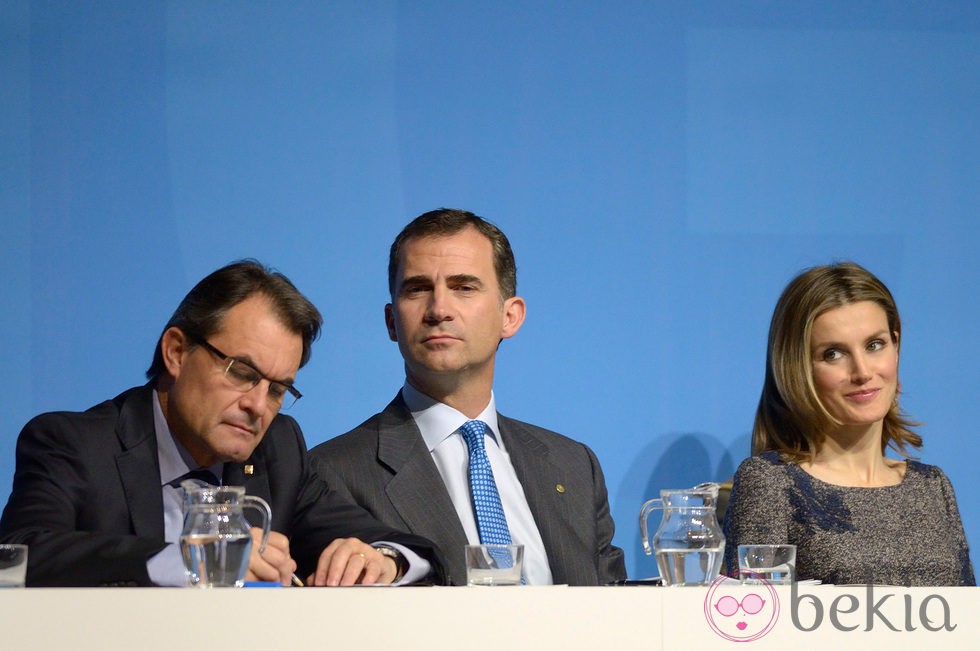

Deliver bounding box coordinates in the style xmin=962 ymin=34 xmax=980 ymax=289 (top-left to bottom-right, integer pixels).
xmin=2 ymin=1 xmax=977 ymax=579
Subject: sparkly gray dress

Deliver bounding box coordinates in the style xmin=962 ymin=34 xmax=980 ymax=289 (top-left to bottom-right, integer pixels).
xmin=723 ymin=451 xmax=975 ymax=586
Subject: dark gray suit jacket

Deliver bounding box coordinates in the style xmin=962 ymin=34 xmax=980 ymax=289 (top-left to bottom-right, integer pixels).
xmin=310 ymin=393 xmax=626 ymax=585
xmin=0 ymin=385 xmax=443 ymax=586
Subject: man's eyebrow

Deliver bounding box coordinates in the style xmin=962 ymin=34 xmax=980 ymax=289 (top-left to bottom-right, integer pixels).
xmin=398 ymin=275 xmax=433 ymax=287
xmin=446 ymin=274 xmax=483 ymax=286
xmin=232 ymin=354 xmax=295 ymax=387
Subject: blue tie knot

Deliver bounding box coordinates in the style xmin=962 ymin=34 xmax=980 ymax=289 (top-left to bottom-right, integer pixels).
xmin=460 ymin=420 xmax=489 ymax=452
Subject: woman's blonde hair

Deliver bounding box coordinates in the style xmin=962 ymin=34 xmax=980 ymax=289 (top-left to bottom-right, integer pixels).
xmin=752 ymin=262 xmax=921 ymax=461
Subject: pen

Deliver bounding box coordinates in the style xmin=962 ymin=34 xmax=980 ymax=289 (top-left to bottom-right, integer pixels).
xmin=257 ymin=539 xmax=304 ymax=586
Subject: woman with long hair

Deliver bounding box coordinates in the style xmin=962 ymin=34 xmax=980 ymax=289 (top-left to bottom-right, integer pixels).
xmin=724 ymin=262 xmax=974 ymax=586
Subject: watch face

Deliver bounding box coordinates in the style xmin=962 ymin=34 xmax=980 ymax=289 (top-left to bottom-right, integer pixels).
xmin=375 ymin=546 xmax=407 ymax=581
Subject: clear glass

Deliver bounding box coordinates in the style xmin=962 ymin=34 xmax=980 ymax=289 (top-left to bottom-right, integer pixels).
xmin=738 ymin=544 xmax=796 ymax=584
xmin=465 ymin=544 xmax=524 ymax=586
xmin=0 ymin=544 xmax=28 ymax=588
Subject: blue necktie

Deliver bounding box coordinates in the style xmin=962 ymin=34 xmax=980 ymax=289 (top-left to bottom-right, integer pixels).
xmin=459 ymin=420 xmax=513 ymax=545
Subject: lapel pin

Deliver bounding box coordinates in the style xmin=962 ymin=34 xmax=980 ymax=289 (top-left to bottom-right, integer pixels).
xmin=556 ymin=483 xmax=565 ymax=493
xmin=244 ymin=464 xmax=254 ymax=476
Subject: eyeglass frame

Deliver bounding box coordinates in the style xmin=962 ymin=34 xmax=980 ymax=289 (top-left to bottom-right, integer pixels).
xmin=184 ymin=331 xmax=302 ymax=408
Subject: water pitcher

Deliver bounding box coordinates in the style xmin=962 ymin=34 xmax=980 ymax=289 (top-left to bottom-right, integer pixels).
xmin=638 ymin=482 xmax=725 ymax=586
xmin=180 ymin=482 xmax=272 ymax=587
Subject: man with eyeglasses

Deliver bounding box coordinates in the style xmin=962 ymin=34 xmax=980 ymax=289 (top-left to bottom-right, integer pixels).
xmin=0 ymin=260 xmax=442 ymax=587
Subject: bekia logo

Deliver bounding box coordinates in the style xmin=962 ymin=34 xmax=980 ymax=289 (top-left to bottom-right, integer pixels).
xmin=704 ymin=575 xmax=780 ymax=642
xmin=703 ymin=571 xmax=957 ymax=642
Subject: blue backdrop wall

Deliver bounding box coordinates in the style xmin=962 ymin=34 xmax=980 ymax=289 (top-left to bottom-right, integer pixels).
xmin=2 ymin=1 xmax=978 ymax=579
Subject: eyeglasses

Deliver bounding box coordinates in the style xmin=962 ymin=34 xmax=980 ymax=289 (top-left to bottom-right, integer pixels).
xmin=187 ymin=332 xmax=302 ymax=410
xmin=714 ymin=594 xmax=766 ymax=617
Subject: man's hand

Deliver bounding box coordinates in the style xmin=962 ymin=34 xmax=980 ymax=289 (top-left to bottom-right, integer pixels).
xmin=307 ymin=538 xmax=399 ymax=586
xmin=245 ymin=528 xmax=297 ymax=585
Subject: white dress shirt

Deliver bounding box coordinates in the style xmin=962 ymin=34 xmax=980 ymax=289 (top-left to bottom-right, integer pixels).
xmin=402 ymin=382 xmax=554 ymax=585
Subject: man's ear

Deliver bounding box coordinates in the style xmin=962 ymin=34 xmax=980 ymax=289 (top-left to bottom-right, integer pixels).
xmin=160 ymin=327 xmax=191 ymax=378
xmin=500 ymin=296 xmax=526 ymax=340
xmin=385 ymin=304 xmax=398 ymax=342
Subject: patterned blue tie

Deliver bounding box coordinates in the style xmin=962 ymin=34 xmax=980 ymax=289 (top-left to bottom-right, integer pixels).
xmin=459 ymin=420 xmax=513 ymax=545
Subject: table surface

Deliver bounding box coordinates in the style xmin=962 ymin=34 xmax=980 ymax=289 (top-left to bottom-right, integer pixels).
xmin=1 ymin=584 xmax=976 ymax=650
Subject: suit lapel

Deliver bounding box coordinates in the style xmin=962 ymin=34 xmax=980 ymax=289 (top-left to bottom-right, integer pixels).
xmin=113 ymin=387 xmax=165 ymax=540
xmin=500 ymin=417 xmax=576 ymax=584
xmin=377 ymin=396 xmax=471 ymax=584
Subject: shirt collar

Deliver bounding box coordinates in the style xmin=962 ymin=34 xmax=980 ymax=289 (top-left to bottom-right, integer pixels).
xmin=153 ymin=389 xmax=223 ymax=486
xmin=400 ymin=381 xmax=502 ymax=453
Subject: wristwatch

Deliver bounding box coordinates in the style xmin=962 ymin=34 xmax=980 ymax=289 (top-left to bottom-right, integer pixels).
xmin=374 ymin=545 xmax=407 ymax=582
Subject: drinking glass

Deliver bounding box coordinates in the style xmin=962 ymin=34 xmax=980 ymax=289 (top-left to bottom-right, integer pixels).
xmin=737 ymin=544 xmax=796 ymax=584
xmin=0 ymin=544 xmax=28 ymax=588
xmin=465 ymin=544 xmax=524 ymax=586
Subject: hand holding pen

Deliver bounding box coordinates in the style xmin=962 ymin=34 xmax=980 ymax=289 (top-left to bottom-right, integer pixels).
xmin=249 ymin=527 xmax=304 ymax=586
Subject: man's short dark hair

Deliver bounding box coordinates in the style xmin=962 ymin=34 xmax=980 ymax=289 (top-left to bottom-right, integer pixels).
xmin=388 ymin=208 xmax=517 ymax=300
xmin=146 ymin=260 xmax=322 ymax=382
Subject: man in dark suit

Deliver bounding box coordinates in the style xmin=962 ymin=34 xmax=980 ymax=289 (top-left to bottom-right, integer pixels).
xmin=0 ymin=261 xmax=440 ymax=587
xmin=310 ymin=209 xmax=626 ymax=585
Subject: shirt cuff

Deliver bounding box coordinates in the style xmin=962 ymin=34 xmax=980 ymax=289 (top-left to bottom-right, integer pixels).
xmin=372 ymin=541 xmax=430 ymax=585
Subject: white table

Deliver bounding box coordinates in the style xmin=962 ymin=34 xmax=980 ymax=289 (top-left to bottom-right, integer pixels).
xmin=1 ymin=584 xmax=976 ymax=650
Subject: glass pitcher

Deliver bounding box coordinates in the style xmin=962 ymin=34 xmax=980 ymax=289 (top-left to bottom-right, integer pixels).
xmin=180 ymin=482 xmax=272 ymax=587
xmin=638 ymin=482 xmax=725 ymax=586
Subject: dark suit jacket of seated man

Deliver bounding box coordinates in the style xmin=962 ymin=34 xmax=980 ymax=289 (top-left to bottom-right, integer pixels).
xmin=0 ymin=261 xmax=443 ymax=587
xmin=309 ymin=209 xmax=626 ymax=585
xmin=312 ymin=391 xmax=626 ymax=586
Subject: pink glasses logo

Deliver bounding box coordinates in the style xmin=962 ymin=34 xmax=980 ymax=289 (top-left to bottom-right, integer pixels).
xmin=704 ymin=575 xmax=780 ymax=642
